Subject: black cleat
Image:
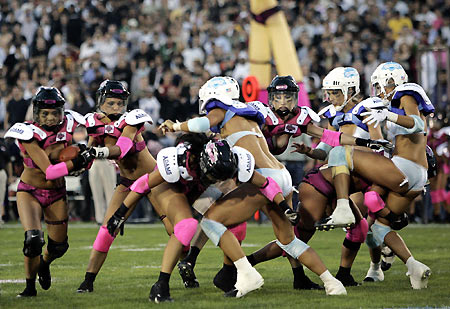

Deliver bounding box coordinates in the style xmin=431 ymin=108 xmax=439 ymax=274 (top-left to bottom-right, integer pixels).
xmin=314 ymin=217 xmax=355 ymax=231
xmin=149 ymin=281 xmax=173 ymax=303
xmin=77 ymin=280 xmax=94 ymax=293
xmin=17 ymin=287 xmax=37 ymax=297
xmin=293 ymin=275 xmax=324 ymax=290
xmin=224 ymin=289 xmax=238 ymax=297
xmin=335 ymin=273 xmax=360 ymax=287
xmin=38 ymin=255 xmax=51 ymax=290
xmin=213 ymin=265 xmax=237 ymax=293
xmin=177 ymin=261 xmax=199 ymax=288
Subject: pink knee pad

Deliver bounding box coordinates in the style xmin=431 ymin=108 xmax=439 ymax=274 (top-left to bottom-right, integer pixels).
xmin=130 ymin=174 xmax=150 ymax=194
xmin=364 ymin=191 xmax=385 ymax=213
xmin=430 ymin=190 xmax=441 ymax=204
xmin=345 ymin=218 xmax=369 ymax=243
xmin=228 ymin=222 xmax=247 ymax=242
xmin=93 ymin=226 xmax=115 ymax=253
xmin=443 ymin=163 xmax=450 ymax=174
xmin=174 ymin=218 xmax=198 ymax=246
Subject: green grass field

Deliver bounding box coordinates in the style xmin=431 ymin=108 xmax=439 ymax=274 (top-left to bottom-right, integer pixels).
xmin=1 ymin=222 xmax=449 ymax=308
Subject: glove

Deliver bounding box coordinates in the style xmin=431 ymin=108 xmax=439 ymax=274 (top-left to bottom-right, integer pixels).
xmin=71 ymin=145 xmax=95 ymax=171
xmin=106 ymin=213 xmax=125 ymax=237
xmin=106 ymin=204 xmax=129 ymax=236
xmin=279 ymin=200 xmax=299 ymax=226
xmin=90 ymin=146 xmax=110 ymax=158
xmin=355 ymin=138 xmax=393 ymax=151
xmin=361 ymin=108 xmax=397 ymax=128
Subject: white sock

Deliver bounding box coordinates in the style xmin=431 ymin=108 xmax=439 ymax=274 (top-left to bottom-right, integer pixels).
xmin=336 ymin=199 xmax=350 ymax=209
xmin=319 ymin=270 xmax=335 ymax=283
xmin=406 ymin=256 xmax=415 ymax=270
xmin=234 ymin=257 xmax=253 ymax=273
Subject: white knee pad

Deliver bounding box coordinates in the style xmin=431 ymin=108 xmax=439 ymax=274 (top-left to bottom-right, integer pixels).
xmin=200 ymin=218 xmax=227 ymax=246
xmin=365 ymin=230 xmax=382 ymax=249
xmin=276 ymin=237 xmax=310 ymax=259
xmin=371 ymin=221 xmax=392 ymax=244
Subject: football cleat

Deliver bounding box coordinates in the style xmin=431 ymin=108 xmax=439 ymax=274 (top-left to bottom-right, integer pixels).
xmin=225 ymin=267 xmax=264 ymax=298
xmin=76 ymin=280 xmax=94 ymax=293
xmin=17 ymin=287 xmax=37 ymax=297
xmin=324 ymin=277 xmax=347 ymax=295
xmin=315 ymin=202 xmax=355 ymax=230
xmin=406 ymin=260 xmax=431 ymax=290
xmin=213 ymin=265 xmax=237 ymax=293
xmin=177 ymin=261 xmax=199 ymax=288
xmin=38 ymin=255 xmax=51 ymax=290
xmin=149 ymin=281 xmax=173 ymax=303
xmin=293 ymin=275 xmax=324 ymax=290
xmin=335 ymin=273 xmax=360 ymax=287
xmin=363 ymin=262 xmax=384 ymax=282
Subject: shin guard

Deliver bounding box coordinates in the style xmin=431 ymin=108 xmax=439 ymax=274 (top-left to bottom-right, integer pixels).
xmin=174 ymin=218 xmax=198 ymax=246
xmin=93 ymin=226 xmax=115 ymax=253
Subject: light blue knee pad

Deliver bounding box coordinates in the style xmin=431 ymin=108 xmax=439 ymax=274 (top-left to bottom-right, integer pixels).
xmin=328 ymin=146 xmax=348 ymax=168
xmin=371 ymin=221 xmax=392 ymax=244
xmin=200 ymin=218 xmax=227 ymax=246
xmin=365 ymin=230 xmax=381 ymax=249
xmin=276 ymin=237 xmax=310 ymax=259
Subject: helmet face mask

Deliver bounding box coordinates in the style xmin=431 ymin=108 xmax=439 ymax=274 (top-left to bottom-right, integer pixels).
xmin=32 ymin=86 xmax=65 ymax=130
xmin=198 ymin=76 xmax=240 ymax=115
xmin=199 ymin=140 xmax=238 ymax=185
xmin=322 ymin=67 xmax=360 ymax=111
xmin=267 ymin=75 xmax=299 ymax=117
xmin=96 ymin=80 xmax=130 ymax=118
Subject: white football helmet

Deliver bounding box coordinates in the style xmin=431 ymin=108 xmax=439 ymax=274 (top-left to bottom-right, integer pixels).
xmin=370 ymin=62 xmax=408 ymax=105
xmin=199 ymin=76 xmax=240 ymax=114
xmin=322 ymin=67 xmax=360 ymax=111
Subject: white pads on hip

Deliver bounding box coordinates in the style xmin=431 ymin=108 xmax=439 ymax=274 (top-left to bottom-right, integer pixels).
xmin=232 ymin=146 xmax=255 ymax=183
xmin=157 ymin=147 xmax=180 ymax=183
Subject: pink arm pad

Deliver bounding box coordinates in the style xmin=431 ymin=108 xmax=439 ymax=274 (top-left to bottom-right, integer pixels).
xmin=320 ymin=129 xmax=342 ymax=147
xmin=130 ymin=173 xmax=151 ymax=194
xmin=364 ymin=191 xmax=385 ymax=213
xmin=116 ymin=136 xmax=133 ymax=159
xmin=259 ymin=177 xmax=282 ymax=202
xmin=45 ymin=162 xmax=69 ymax=180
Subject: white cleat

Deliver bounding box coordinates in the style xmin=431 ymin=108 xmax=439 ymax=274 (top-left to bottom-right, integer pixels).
xmin=315 ymin=203 xmax=356 ymax=230
xmin=324 ymin=277 xmax=347 ymax=295
xmin=363 ymin=262 xmax=384 ymax=282
xmin=406 ymin=260 xmax=431 ymax=290
xmin=227 ymin=267 xmax=264 ymax=298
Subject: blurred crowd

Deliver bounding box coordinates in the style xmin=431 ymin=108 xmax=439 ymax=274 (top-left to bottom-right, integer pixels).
xmin=1 ymin=0 xmax=450 ymax=223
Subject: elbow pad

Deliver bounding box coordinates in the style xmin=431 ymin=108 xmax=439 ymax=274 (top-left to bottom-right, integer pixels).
xmin=46 ymin=162 xmax=69 ymax=180
xmin=187 ymin=117 xmax=211 ymax=133
xmin=116 ymin=136 xmax=133 ymax=159
xmin=403 ymin=115 xmax=424 ymax=134
xmin=259 ymin=177 xmax=282 ymax=202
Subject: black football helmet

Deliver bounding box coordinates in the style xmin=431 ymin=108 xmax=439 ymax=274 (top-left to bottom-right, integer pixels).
xmin=96 ymin=80 xmax=130 ymax=119
xmin=32 ymin=86 xmax=65 ymax=130
xmin=199 ymin=140 xmax=238 ymax=184
xmin=267 ymin=75 xmax=299 ymax=117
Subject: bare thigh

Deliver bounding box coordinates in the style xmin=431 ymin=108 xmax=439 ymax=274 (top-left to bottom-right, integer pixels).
xmin=102 ymin=185 xmax=131 ymax=225
xmin=149 ymin=182 xmax=192 ymax=225
xmin=353 ymin=150 xmax=408 ymax=194
xmin=298 ymin=182 xmax=328 ymax=228
xmin=17 ymin=192 xmax=42 ymax=231
xmin=44 ymin=199 xmax=69 ymax=242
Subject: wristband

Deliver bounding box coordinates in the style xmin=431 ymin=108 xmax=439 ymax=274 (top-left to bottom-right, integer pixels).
xmin=173 ymin=121 xmax=181 ymax=131
xmin=320 ymin=129 xmax=342 ymax=147
xmin=94 ymin=147 xmax=109 ymax=158
xmin=387 ymin=111 xmax=398 ymax=122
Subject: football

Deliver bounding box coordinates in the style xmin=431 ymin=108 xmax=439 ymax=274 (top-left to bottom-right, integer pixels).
xmin=58 ymin=145 xmax=80 ymax=162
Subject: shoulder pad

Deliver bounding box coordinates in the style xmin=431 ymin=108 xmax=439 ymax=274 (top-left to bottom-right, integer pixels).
xmin=298 ymin=106 xmax=320 ymax=124
xmin=85 ymin=113 xmax=101 ymax=127
xmin=230 ymin=99 xmax=248 ymax=109
xmin=434 ymin=127 xmax=450 ymax=139
xmin=156 ymin=147 xmax=180 ymax=183
xmin=125 ymin=109 xmax=154 ymax=125
xmin=394 ymin=83 xmax=432 ymax=106
xmin=352 ymin=97 xmax=384 ymax=115
xmin=29 ymin=124 xmax=47 ymax=140
xmin=65 ymin=110 xmax=86 ymax=125
xmin=232 ymin=146 xmax=255 ymax=183
xmin=247 ymin=101 xmax=269 ymax=117
xmin=436 ymin=142 xmax=449 ymax=157
xmin=5 ymin=123 xmax=34 ymax=140
xmin=318 ymin=104 xmax=336 ymax=117
xmin=115 ymin=113 xmax=128 ymax=128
